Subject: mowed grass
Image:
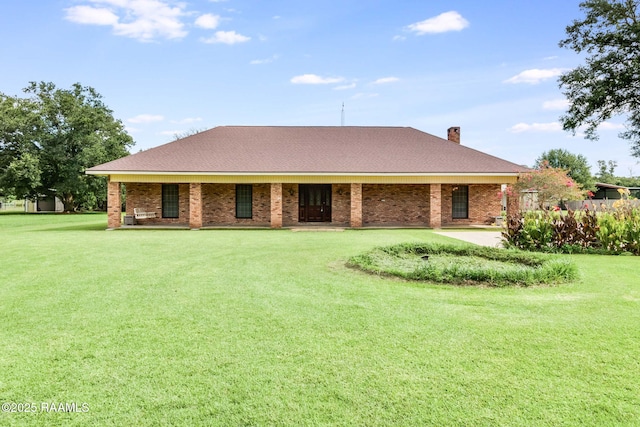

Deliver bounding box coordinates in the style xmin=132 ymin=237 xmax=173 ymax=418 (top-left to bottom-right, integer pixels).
xmin=0 ymin=214 xmax=639 ymax=426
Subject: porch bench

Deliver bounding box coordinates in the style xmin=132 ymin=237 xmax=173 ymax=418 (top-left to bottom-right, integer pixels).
xmin=134 ymin=208 xmax=157 ymax=219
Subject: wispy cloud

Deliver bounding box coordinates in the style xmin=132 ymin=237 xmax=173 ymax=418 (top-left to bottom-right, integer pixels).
xmin=373 ymin=77 xmax=399 ymax=84
xmin=542 ymin=99 xmax=570 ymax=110
xmin=65 ymin=5 xmax=119 ymax=26
xmin=509 ymin=122 xmax=562 ymax=133
xmin=406 ymin=11 xmax=469 ymax=35
xmin=158 ymin=130 xmax=183 ymax=136
xmin=352 ymin=93 xmax=379 ymax=100
xmin=333 ymin=83 xmax=356 ymax=90
xmin=291 ymin=74 xmax=345 ymax=85
xmin=510 ymin=120 xmax=624 ymax=134
xmin=128 ymin=114 xmax=165 ymax=124
xmin=504 ymin=68 xmax=567 ymax=84
xmin=171 ymin=117 xmax=203 ymax=124
xmin=194 ymin=13 xmax=220 ymax=30
xmin=250 ymin=54 xmax=279 ymax=65
xmin=598 ymin=122 xmax=625 ymax=131
xmin=201 ymin=30 xmax=250 ymax=44
xmin=65 ymin=0 xmax=188 ymax=42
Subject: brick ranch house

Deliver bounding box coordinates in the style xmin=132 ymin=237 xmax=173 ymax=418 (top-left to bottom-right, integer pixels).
xmin=86 ymin=126 xmax=527 ymax=229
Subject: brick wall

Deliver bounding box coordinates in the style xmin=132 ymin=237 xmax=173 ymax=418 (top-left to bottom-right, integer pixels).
xmin=202 ymin=183 xmax=271 ymax=226
xmin=441 ymin=184 xmax=501 ymax=225
xmin=107 ymin=180 xmax=121 ymax=228
xmin=282 ymin=184 xmax=298 ymax=226
xmin=332 ymin=184 xmax=351 ymax=226
xmin=124 ymin=182 xmax=502 ymax=227
xmin=362 ymin=184 xmax=430 ymax=226
xmin=126 ymin=183 xmax=190 ymax=225
xmin=349 ymin=183 xmax=362 ymax=227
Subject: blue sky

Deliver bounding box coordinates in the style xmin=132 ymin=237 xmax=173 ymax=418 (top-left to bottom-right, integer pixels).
xmin=1 ymin=0 xmax=638 ymax=175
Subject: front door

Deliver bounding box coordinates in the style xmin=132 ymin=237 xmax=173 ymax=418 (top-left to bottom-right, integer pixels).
xmin=299 ymin=184 xmax=332 ymax=222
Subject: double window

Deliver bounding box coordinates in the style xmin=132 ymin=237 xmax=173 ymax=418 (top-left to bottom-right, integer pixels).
xmin=452 ymin=185 xmax=469 ymax=219
xmin=162 ymin=184 xmax=179 ymax=218
xmin=236 ymin=184 xmax=252 ymax=218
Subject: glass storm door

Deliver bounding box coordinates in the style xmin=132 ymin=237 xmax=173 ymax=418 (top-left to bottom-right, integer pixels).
xmin=299 ymin=184 xmax=332 ymax=222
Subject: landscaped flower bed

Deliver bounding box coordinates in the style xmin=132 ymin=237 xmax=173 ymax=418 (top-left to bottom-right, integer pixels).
xmin=349 ymin=242 xmax=578 ymax=287
xmin=503 ymin=203 xmax=640 ymax=255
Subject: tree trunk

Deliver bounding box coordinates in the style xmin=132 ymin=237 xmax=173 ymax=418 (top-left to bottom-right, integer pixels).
xmin=62 ymin=193 xmax=76 ymax=212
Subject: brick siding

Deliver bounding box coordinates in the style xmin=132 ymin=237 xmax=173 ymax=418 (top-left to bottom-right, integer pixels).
xmin=441 ymin=184 xmax=502 ymax=225
xmin=123 ymin=182 xmax=501 ymax=228
xmin=362 ymin=184 xmax=431 ymax=226
xmin=202 ymin=183 xmax=271 ymax=226
xmin=125 ymin=183 xmax=190 ymax=225
xmin=107 ymin=180 xmax=121 ymax=228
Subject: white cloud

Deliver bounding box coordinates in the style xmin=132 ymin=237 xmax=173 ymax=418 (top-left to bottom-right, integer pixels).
xmin=158 ymin=130 xmax=183 ymax=136
xmin=510 ymin=120 xmax=623 ymax=135
xmin=171 ymin=117 xmax=203 ymax=124
xmin=598 ymin=122 xmax=625 ymax=131
xmin=65 ymin=0 xmax=188 ymax=42
xmin=333 ymin=83 xmax=356 ymax=90
xmin=291 ymin=74 xmax=345 ymax=85
xmin=406 ymin=11 xmax=469 ymax=35
xmin=250 ymin=54 xmax=279 ymax=65
xmin=509 ymin=122 xmax=563 ymax=133
xmin=194 ymin=13 xmax=220 ymax=29
xmin=542 ymin=99 xmax=570 ymax=110
xmin=504 ymin=68 xmax=567 ymax=84
xmin=201 ymin=30 xmax=250 ymax=44
xmin=373 ymin=77 xmax=399 ymax=84
xmin=128 ymin=114 xmax=164 ymax=124
xmin=352 ymin=93 xmax=379 ymax=100
xmin=65 ymin=5 xmax=119 ymax=25
xmin=392 ymin=35 xmax=406 ymax=41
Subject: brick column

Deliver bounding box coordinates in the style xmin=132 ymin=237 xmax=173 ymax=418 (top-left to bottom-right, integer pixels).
xmin=429 ymin=183 xmax=442 ymax=228
xmin=189 ymin=183 xmax=202 ymax=229
xmin=350 ymin=183 xmax=362 ymax=228
xmin=270 ymin=183 xmax=283 ymax=228
xmin=107 ymin=178 xmax=121 ymax=229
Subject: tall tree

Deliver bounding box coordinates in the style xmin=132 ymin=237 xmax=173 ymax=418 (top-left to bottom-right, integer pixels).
xmin=0 ymin=82 xmax=133 ymax=211
xmin=534 ymin=148 xmax=595 ymax=190
xmin=595 ymin=159 xmax=618 ymax=182
xmin=558 ymin=0 xmax=640 ymax=157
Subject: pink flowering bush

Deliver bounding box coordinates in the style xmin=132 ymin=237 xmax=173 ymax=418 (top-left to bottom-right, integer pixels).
xmin=503 ymin=164 xmax=585 ymax=210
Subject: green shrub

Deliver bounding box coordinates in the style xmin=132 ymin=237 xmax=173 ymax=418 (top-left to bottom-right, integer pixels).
xmin=349 ymin=243 xmax=577 ymax=287
xmin=503 ymin=206 xmax=640 ymax=255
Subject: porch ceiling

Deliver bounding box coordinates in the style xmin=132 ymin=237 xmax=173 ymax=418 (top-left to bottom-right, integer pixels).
xmin=106 ymin=173 xmax=518 ymax=184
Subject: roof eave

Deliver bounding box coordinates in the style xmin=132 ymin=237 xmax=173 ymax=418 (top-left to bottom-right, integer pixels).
xmin=87 ymin=170 xmax=523 ymax=177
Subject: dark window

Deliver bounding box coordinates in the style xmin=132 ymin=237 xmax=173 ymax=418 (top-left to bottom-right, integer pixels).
xmin=452 ymin=185 xmax=469 ymax=219
xmin=162 ymin=184 xmax=179 ymax=218
xmin=236 ymin=184 xmax=252 ymax=218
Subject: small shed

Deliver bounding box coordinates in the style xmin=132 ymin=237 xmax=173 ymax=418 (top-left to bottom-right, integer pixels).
xmin=24 ymin=196 xmax=64 ymax=213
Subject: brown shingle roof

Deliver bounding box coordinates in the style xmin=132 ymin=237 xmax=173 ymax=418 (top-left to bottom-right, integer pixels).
xmin=87 ymin=126 xmax=528 ymax=174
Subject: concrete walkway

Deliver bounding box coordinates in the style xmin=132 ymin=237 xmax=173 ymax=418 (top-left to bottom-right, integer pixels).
xmin=434 ymin=231 xmax=503 ymax=248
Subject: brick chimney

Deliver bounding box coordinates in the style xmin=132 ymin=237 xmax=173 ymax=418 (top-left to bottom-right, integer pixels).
xmin=447 ymin=126 xmax=460 ymax=144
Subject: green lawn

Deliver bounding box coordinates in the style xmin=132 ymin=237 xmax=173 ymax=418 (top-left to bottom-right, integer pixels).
xmin=1 ymin=214 xmax=639 ymax=426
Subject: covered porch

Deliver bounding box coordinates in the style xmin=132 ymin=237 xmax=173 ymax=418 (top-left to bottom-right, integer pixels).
xmin=106 ymin=175 xmax=516 ymax=230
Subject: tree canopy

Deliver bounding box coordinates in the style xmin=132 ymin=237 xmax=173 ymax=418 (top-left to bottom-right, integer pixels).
xmin=509 ymin=165 xmax=585 ymax=210
xmin=558 ymin=0 xmax=640 ymax=157
xmin=0 ymin=82 xmax=133 ymax=211
xmin=534 ymin=148 xmax=595 ymax=190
